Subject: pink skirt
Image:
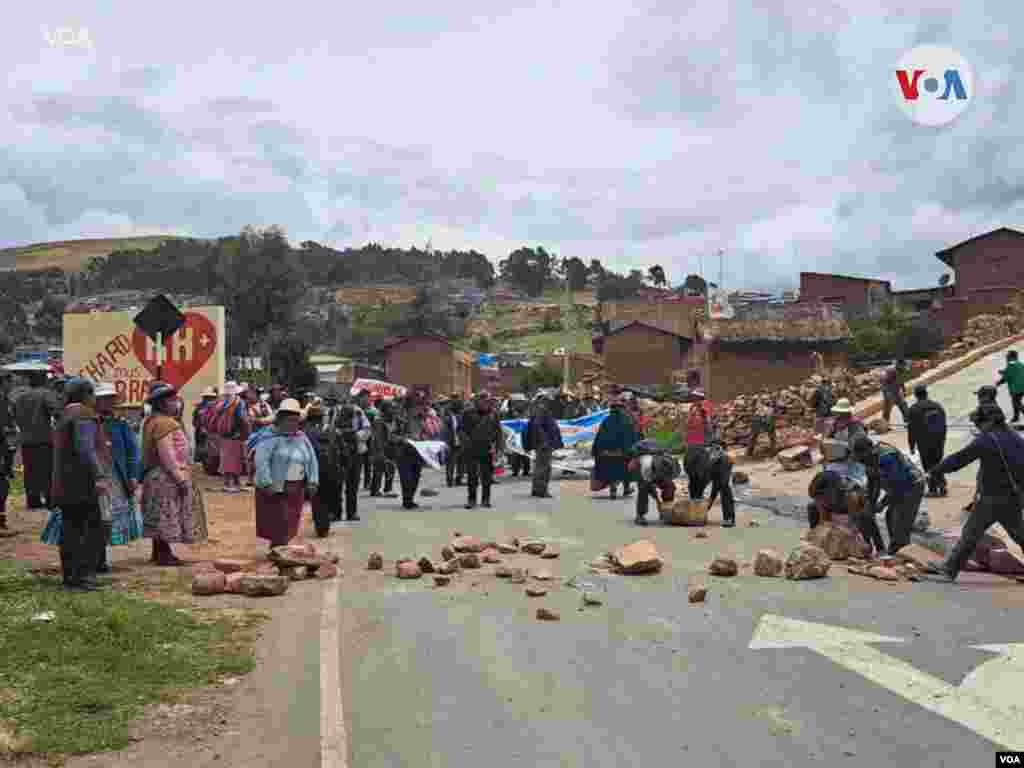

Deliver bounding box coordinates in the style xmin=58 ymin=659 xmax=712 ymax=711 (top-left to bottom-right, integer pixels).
xmin=219 ymin=438 xmax=244 ymax=475
xmin=255 ymin=482 xmax=305 ymax=546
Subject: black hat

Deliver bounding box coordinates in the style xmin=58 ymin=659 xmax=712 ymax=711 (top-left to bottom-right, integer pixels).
xmin=852 ymin=435 xmax=875 ymax=458
xmin=976 ymin=385 xmax=998 ymax=402
xmin=971 ymin=403 xmax=1006 ymax=426
xmin=145 ymin=381 xmax=177 ymax=405
xmin=913 ymin=384 xmax=928 ymax=398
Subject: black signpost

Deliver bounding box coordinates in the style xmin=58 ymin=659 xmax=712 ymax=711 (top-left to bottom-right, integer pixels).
xmin=133 ymin=295 xmax=186 ymax=382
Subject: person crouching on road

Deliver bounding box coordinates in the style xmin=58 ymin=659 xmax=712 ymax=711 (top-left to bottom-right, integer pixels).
xmin=591 ymin=394 xmax=638 ymax=500
xmin=906 ymin=384 xmax=948 ymax=497
xmin=252 ymin=399 xmax=318 ymax=550
xmin=852 ymin=436 xmax=925 ymax=556
xmin=632 ymin=454 xmax=680 ymax=526
xmin=524 ymin=394 xmax=563 ymax=499
xmin=460 ymin=391 xmax=504 ymax=509
xmin=302 ymin=403 xmax=339 ymax=537
xmin=807 ymin=469 xmax=885 ymax=557
xmin=925 ymin=403 xmax=1024 ymax=583
xmin=684 ymin=371 xmax=736 ymax=527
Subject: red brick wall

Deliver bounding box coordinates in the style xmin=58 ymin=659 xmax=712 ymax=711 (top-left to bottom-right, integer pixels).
xmin=929 ymin=298 xmax=969 ymax=339
xmin=385 ymin=339 xmax=473 ymax=397
xmin=964 ymin=286 xmax=1023 ymax=317
xmin=799 ymin=274 xmax=889 ymax=318
xmin=706 ymin=342 xmax=848 ymax=401
xmin=951 ymin=231 xmax=1024 ymax=296
xmin=603 ymin=326 xmax=689 ymax=386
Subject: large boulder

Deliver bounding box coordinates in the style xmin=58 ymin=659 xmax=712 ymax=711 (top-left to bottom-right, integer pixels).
xmin=753 ymin=549 xmax=784 ymax=577
xmin=804 ymin=523 xmax=856 ymax=561
xmin=452 ymin=536 xmax=483 ymax=553
xmin=708 ymin=556 xmax=739 ymax=577
xmin=521 ymin=540 xmax=547 ymax=555
xmin=192 ymin=571 xmax=227 ymax=596
xmin=269 ymin=545 xmax=325 ymax=569
xmin=212 ymin=559 xmax=249 ymax=575
xmin=397 ymin=561 xmax=422 ymax=579
xmin=610 ymin=540 xmax=663 ymax=575
xmin=232 ymin=574 xmax=290 ymax=597
xmin=777 ymin=446 xmax=814 ymax=472
xmin=784 ymin=544 xmax=831 ymax=580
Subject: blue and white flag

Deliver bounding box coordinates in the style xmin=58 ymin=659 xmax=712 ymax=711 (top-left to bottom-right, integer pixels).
xmin=477 ymin=353 xmax=499 ymax=370
xmin=500 ymin=409 xmax=609 ymax=448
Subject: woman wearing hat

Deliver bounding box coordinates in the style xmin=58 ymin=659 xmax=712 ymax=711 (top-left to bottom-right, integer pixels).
xmin=251 ymin=399 xmax=318 ymax=549
xmin=591 ymin=394 xmax=639 ymax=499
xmin=141 ymin=382 xmax=200 ymax=566
xmin=94 ymin=383 xmax=144 ymax=572
xmin=212 ymin=382 xmax=251 ymax=493
xmin=826 ymin=398 xmax=866 ymax=458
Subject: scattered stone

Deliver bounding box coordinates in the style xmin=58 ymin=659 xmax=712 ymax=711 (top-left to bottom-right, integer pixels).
xmin=458 ymin=553 xmax=482 ymax=569
xmin=495 ymin=566 xmax=523 ymax=579
xmin=397 ymin=561 xmax=422 ymax=579
xmin=316 ymin=562 xmax=340 ymax=580
xmin=191 ymin=561 xmax=219 ymax=573
xmin=268 ymin=544 xmax=324 ymax=568
xmin=893 ymin=544 xmax=943 ymax=571
xmin=213 ymin=559 xmax=248 ymax=574
xmin=433 ymin=575 xmax=451 ymax=587
xmin=453 ymin=536 xmax=483 ymax=553
xmin=610 ymin=540 xmax=663 ymax=574
xmin=417 ymin=556 xmax=436 ymax=574
xmin=688 ymin=585 xmax=708 ymax=603
xmin=438 ymin=559 xmax=461 ymax=575
xmin=536 ymin=608 xmax=560 ymax=621
xmin=582 ymin=591 xmax=603 ymax=606
xmin=224 ymin=572 xmax=246 ymax=593
xmin=453 ymin=531 xmax=463 ymax=537
xmin=252 ymin=562 xmax=281 ymax=577
xmin=847 ymin=564 xmax=869 ymax=576
xmin=232 ymin=574 xmax=290 ymax=597
xmin=440 ymin=546 xmax=456 ymax=562
xmin=509 ymin=572 xmax=527 ymax=584
xmin=784 ymin=544 xmax=831 ymax=580
xmin=708 ymin=557 xmax=739 ymax=577
xmin=659 ymin=497 xmax=708 ymax=526
xmin=804 ymin=523 xmax=856 ymax=561
xmin=288 ymin=566 xmax=310 ymax=581
xmin=192 ymin=571 xmax=227 ymax=596
xmin=540 ymin=546 xmax=560 ymax=559
xmin=481 ymin=549 xmax=502 ymax=564
xmin=521 ymin=540 xmax=547 ymax=555
xmin=987 ymin=548 xmax=1024 ymax=576
xmin=525 ymin=587 xmax=548 ymax=597
xmin=532 ymin=569 xmax=555 ymax=581
xmin=367 ymin=552 xmax=384 ymax=570
xmin=694 ymin=531 xmax=709 ymax=539
xmin=748 ymin=520 xmax=760 ymax=528
xmin=732 ymin=471 xmax=750 ymax=484
xmin=777 ymin=446 xmax=813 ymax=471
xmin=753 ymin=549 xmax=784 ymax=577
xmin=497 ymin=541 xmax=519 ymax=554
xmin=867 ymin=565 xmax=901 ymax=582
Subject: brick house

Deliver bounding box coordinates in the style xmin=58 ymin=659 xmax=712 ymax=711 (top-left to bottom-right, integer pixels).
xmin=694 ymin=311 xmax=850 ymax=401
xmin=798 ymin=272 xmax=892 ymax=320
xmin=598 ymin=296 xmax=705 ymax=338
xmin=593 ymin=321 xmax=692 ymax=387
xmin=382 ymin=334 xmax=478 ymax=398
xmin=928 ymin=228 xmax=1024 ymax=337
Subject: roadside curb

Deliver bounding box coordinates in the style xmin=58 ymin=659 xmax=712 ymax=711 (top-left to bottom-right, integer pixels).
xmin=852 ymin=331 xmax=1024 ymax=421
xmin=320 ymin=538 xmax=348 ymax=768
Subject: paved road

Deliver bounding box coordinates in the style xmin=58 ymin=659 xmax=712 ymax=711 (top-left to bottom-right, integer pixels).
xmin=331 ymin=474 xmax=1024 ymax=768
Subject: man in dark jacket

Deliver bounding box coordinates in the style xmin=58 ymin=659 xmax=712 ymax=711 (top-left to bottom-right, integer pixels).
xmin=523 ymin=395 xmax=563 ymax=498
xmin=459 ymin=392 xmax=505 ymax=509
xmin=0 ymin=373 xmax=16 ymax=530
xmin=853 ymin=436 xmax=925 ymax=555
xmin=880 ymin=359 xmax=910 ymax=423
xmin=807 ymin=469 xmax=885 ymax=555
xmin=51 ymin=378 xmax=110 ymax=592
xmin=370 ymin=399 xmax=397 ymax=497
xmin=441 ymin=398 xmax=464 ymax=488
xmin=632 ymin=452 xmax=679 ymax=526
xmin=809 ymin=377 xmax=835 ymax=435
xmin=14 ymin=372 xmax=58 ymax=509
xmin=506 ymin=396 xmax=531 ymax=477
xmin=303 ymin=404 xmax=339 ymax=537
xmin=906 ymin=384 xmax=948 ymax=496
xmin=925 ymin=403 xmax=1024 ymax=582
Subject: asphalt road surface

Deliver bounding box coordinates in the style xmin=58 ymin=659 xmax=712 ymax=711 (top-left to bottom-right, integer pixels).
xmin=332 ymin=473 xmax=1024 ymax=768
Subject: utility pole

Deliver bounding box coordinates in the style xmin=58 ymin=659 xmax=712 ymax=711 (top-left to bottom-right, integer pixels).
xmin=562 ymin=255 xmax=570 ymax=392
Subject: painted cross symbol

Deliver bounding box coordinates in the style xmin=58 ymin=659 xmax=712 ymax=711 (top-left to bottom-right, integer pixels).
xmin=200 ymin=334 xmax=211 ymax=348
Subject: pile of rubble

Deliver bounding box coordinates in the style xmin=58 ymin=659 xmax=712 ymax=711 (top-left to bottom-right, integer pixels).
xmin=936 ymin=314 xmax=1018 ymax=362
xmin=191 ymin=544 xmax=341 ymax=597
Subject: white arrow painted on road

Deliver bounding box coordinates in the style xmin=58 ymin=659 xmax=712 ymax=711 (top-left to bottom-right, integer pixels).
xmin=750 ymin=615 xmax=1024 ymax=750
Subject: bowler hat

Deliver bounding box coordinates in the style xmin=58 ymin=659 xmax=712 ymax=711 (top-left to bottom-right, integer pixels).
xmin=145 ymin=382 xmax=177 ymax=405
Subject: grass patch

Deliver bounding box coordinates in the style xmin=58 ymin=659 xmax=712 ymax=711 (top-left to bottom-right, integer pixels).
xmin=0 ymin=563 xmax=259 ymax=756
xmin=492 ymin=328 xmax=593 ymax=354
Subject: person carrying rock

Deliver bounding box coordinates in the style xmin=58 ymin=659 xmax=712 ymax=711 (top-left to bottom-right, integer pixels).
xmin=809 ymin=376 xmax=835 ymax=436
xmin=632 ymin=451 xmax=679 ymax=526
xmin=925 ymin=403 xmax=1024 ymax=583
xmin=853 ymin=435 xmax=925 ymax=555
xmin=806 ymin=469 xmax=885 ymax=555
xmin=459 ymin=391 xmax=505 ymax=509
xmin=996 ymin=349 xmax=1024 ymax=423
xmin=684 ymin=371 xmax=736 ymax=527
xmin=906 ymin=384 xmax=948 ymax=497
xmin=303 ymin=403 xmax=339 ymax=536
xmin=524 ymin=393 xmax=563 ymax=498
xmin=747 ymin=395 xmax=778 ymax=457
xmin=880 ymin=359 xmax=910 ymax=424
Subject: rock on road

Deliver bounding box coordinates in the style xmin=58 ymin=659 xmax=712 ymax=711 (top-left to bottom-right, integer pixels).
xmin=330 ymin=471 xmax=1024 ymax=768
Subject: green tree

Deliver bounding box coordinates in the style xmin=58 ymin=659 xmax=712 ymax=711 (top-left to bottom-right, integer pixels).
xmin=498 ymin=246 xmax=557 ymax=297
xmin=518 ymin=362 xmax=563 ymax=392
xmin=269 ymin=333 xmax=318 ymax=392
xmin=563 ymin=257 xmax=588 ymax=291
xmin=35 ymin=295 xmax=67 ymax=339
xmin=682 ymin=274 xmax=708 ymax=296
xmin=647 ymin=265 xmax=667 ymax=288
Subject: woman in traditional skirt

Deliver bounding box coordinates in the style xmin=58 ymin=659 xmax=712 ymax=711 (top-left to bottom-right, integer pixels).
xmin=94 ymin=384 xmax=144 ymax=572
xmin=141 ymin=382 xmax=199 ymax=566
xmin=252 ymin=399 xmax=318 ymax=550
xmin=591 ymin=394 xmax=639 ymax=500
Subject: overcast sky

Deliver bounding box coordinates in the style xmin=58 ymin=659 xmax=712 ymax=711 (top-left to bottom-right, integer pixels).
xmin=2 ymin=1 xmax=1020 ymax=290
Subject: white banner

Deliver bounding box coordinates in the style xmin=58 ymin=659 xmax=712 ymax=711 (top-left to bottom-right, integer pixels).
xmin=351 ymin=378 xmax=407 ymax=399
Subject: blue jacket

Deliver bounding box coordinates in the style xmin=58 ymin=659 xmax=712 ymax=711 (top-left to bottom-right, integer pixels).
xmin=253 ymin=429 xmax=319 ymax=493
xmin=523 ymin=412 xmax=563 ymax=452
xmin=104 ymin=416 xmax=142 ymax=488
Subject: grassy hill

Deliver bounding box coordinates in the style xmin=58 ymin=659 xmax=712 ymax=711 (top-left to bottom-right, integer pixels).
xmin=0 ymin=236 xmax=182 ymax=273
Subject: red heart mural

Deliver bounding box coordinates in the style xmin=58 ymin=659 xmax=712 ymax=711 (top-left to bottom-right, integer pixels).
xmin=132 ymin=312 xmax=218 ymax=391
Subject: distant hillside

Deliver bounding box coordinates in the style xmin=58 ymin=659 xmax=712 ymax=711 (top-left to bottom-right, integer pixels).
xmin=0 ymin=236 xmax=182 ymax=273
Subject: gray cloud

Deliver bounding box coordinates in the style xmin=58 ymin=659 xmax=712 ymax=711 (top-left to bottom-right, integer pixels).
xmin=119 ymin=65 xmax=171 ymax=90
xmin=206 ymin=97 xmax=277 ymax=117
